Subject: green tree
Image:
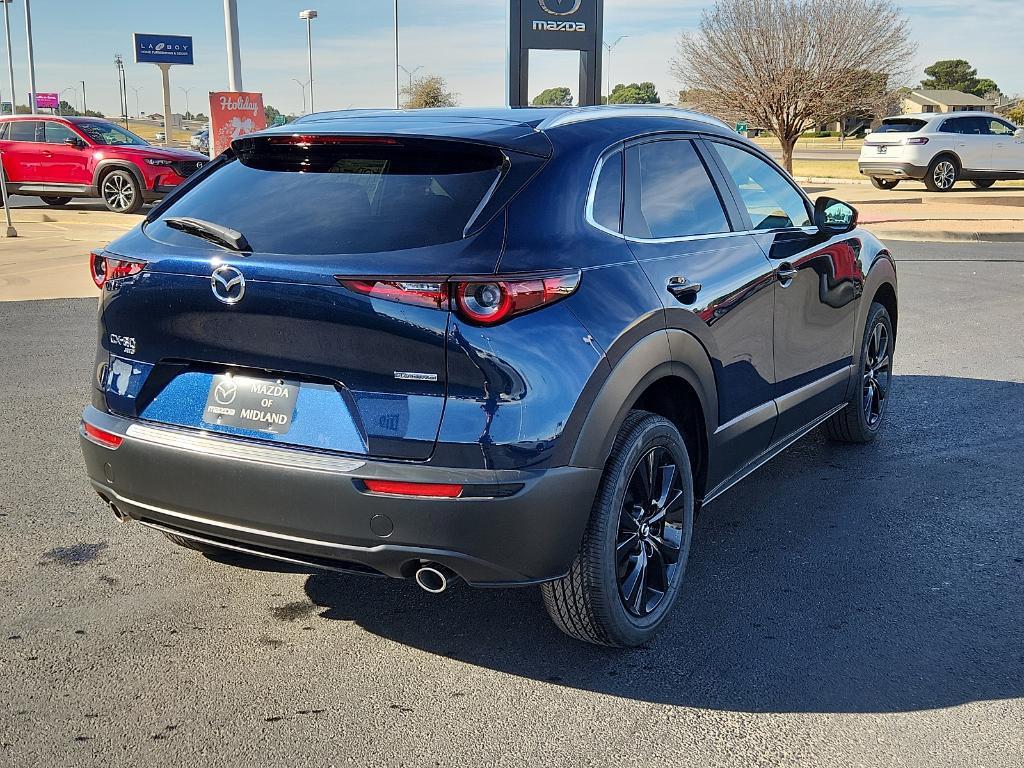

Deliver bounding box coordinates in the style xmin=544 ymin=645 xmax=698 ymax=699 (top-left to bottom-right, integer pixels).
xmin=608 ymin=81 xmax=660 ymax=104
xmin=920 ymin=59 xmax=999 ymax=97
xmin=532 ymin=86 xmax=573 ymax=106
xmin=400 ymin=75 xmax=459 ymax=109
xmin=57 ymin=100 xmax=80 ymax=116
xmin=264 ymin=104 xmax=283 ymax=124
xmin=1007 ymin=104 xmax=1024 ymax=125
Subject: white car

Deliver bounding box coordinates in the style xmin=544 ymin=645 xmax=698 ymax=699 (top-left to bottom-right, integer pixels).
xmin=859 ymin=112 xmax=1024 ymax=191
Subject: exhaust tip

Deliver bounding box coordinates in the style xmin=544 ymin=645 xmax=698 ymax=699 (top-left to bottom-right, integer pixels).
xmin=414 ymin=565 xmax=450 ymax=594
xmin=109 ymin=502 xmax=127 ymax=521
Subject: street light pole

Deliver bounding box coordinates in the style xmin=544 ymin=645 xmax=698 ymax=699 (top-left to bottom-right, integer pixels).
xmin=130 ymin=86 xmax=142 ymax=118
xmin=223 ymin=0 xmax=243 ymax=91
xmin=24 ymin=0 xmax=37 ymax=114
xmin=81 ymin=80 xmax=87 ymax=113
xmin=602 ymin=36 xmax=628 ymax=104
xmin=299 ymin=10 xmax=317 ymax=113
xmin=398 ymin=64 xmax=421 ymax=94
xmin=179 ymin=86 xmax=193 ymax=118
xmin=60 ymin=86 xmax=77 ymax=115
xmin=393 ymin=0 xmax=400 ymax=109
xmin=291 ymin=78 xmax=309 ymax=114
xmin=2 ymin=0 xmax=14 ymax=115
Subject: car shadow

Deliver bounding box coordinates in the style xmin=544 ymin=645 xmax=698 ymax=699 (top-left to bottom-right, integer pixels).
xmin=245 ymin=374 xmax=1022 ymax=714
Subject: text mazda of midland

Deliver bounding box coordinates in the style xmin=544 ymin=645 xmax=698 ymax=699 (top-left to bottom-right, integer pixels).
xmin=80 ymin=106 xmax=897 ymax=647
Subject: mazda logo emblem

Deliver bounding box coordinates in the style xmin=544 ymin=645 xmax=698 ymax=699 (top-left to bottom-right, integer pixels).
xmin=211 ymin=265 xmax=245 ymax=305
xmin=538 ymin=0 xmax=583 ymax=15
xmin=214 ymin=378 xmax=237 ymax=405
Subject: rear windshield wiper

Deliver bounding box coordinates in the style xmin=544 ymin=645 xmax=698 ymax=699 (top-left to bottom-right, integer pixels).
xmin=163 ymin=216 xmax=251 ymax=252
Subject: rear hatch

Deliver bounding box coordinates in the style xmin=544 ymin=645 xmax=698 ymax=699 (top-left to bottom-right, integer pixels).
xmin=861 ymin=118 xmax=928 ymax=161
xmin=98 ymin=133 xmax=544 ymax=460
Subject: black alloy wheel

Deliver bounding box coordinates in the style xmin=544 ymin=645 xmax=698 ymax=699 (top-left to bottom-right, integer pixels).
xmin=616 ymin=446 xmax=686 ymax=618
xmin=41 ymin=195 xmax=72 ymax=206
xmin=870 ymin=177 xmax=899 ymax=190
xmin=971 ymin=179 xmax=996 ymax=189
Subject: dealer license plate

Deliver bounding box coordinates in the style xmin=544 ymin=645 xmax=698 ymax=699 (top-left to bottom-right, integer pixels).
xmin=202 ymin=374 xmax=299 ymax=434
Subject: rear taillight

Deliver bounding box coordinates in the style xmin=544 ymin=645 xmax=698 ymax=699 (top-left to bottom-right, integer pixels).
xmin=337 ymin=271 xmax=581 ymax=326
xmin=89 ymin=251 xmax=145 ymax=289
xmin=82 ymin=422 xmax=123 ymax=449
xmin=905 ymin=137 xmax=929 ymax=145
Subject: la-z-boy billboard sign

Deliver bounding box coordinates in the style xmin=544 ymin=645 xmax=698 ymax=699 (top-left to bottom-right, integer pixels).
xmin=133 ymin=33 xmax=194 ymax=65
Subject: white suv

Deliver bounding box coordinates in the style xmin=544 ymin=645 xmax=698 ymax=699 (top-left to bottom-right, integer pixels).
xmin=859 ymin=112 xmax=1024 ymax=192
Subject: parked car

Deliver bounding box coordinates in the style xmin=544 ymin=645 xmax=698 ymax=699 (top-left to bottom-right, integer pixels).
xmin=190 ymin=128 xmax=209 ymax=155
xmin=153 ymin=131 xmax=166 ymax=143
xmin=859 ymin=112 xmax=1024 ymax=191
xmin=0 ymin=116 xmax=208 ymax=213
xmin=79 ymin=106 xmax=898 ymax=647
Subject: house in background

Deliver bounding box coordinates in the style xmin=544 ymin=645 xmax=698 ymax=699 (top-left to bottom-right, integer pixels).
xmin=901 ymin=89 xmax=994 ymax=114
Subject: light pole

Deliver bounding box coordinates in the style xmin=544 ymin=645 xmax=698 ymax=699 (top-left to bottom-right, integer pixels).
xmin=60 ymin=86 xmax=77 ymax=115
xmin=81 ymin=80 xmax=87 ymax=113
xmin=393 ymin=0 xmax=400 ymax=109
xmin=1 ymin=0 xmax=14 ymax=115
xmin=114 ymin=54 xmax=128 ymax=128
xmin=602 ymin=36 xmax=628 ymax=104
xmin=291 ymin=78 xmax=309 ymax=114
xmin=299 ymin=9 xmax=317 ymax=113
xmin=223 ymin=0 xmax=243 ymax=91
xmin=179 ymin=86 xmax=193 ymax=118
xmin=23 ymin=0 xmax=37 ymax=113
xmin=130 ymin=86 xmax=143 ymax=118
xmin=397 ymin=64 xmax=421 ymax=104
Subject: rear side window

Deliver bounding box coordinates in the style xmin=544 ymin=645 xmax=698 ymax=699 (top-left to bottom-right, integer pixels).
xmin=155 ymin=138 xmax=505 ymax=254
xmin=623 ymin=139 xmax=729 ymax=239
xmin=8 ymin=120 xmax=42 ymax=142
xmin=711 ymin=142 xmax=811 ymax=230
xmin=590 ymin=150 xmax=622 ymax=232
xmin=874 ymin=119 xmax=926 ymax=134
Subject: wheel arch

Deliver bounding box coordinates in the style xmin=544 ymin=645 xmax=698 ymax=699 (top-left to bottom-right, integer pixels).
xmin=569 ymin=329 xmax=717 ymax=501
xmin=93 ymin=160 xmax=145 ymax=192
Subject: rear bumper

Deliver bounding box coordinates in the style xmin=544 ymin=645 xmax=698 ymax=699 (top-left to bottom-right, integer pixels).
xmin=79 ymin=406 xmax=600 ymax=586
xmin=858 ymin=161 xmax=928 ymax=180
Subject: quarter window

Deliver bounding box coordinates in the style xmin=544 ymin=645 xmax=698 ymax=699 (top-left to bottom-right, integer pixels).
xmin=623 ymin=139 xmax=729 ymax=240
xmin=711 ymin=142 xmax=811 ymax=230
xmin=591 ymin=150 xmax=622 ymax=233
xmin=8 ymin=120 xmax=43 ymax=142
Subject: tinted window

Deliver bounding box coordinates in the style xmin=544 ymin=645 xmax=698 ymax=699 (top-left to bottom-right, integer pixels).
xmin=8 ymin=120 xmax=42 ymax=142
xmin=712 ymin=143 xmax=811 ymax=230
xmin=623 ymin=139 xmax=729 ymax=239
xmin=76 ymin=121 xmax=148 ymax=146
xmin=874 ymin=119 xmax=926 ymax=133
xmin=43 ymin=122 xmax=78 ymax=144
xmin=591 ymin=150 xmax=622 ymax=232
xmin=942 ymin=117 xmax=987 ymax=135
xmin=156 ymin=140 xmax=504 ymax=254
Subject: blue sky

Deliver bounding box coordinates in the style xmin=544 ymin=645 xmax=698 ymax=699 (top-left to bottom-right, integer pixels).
xmin=4 ymin=0 xmax=1021 ymax=117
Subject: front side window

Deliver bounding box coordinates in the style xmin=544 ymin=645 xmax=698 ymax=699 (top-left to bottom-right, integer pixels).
xmin=623 ymin=139 xmax=730 ymax=239
xmin=988 ymin=119 xmax=1015 ymax=136
xmin=76 ymin=121 xmax=148 ymax=146
xmin=43 ymin=122 xmax=79 ymax=144
xmin=8 ymin=120 xmax=43 ymax=142
xmin=711 ymin=142 xmax=811 ymax=230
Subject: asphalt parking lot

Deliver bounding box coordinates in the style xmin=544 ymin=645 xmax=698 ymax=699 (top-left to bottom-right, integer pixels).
xmin=1 ymin=239 xmax=1022 ymax=767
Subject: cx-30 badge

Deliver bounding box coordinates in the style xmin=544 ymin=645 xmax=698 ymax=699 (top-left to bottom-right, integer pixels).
xmin=538 ymin=0 xmax=582 ymax=15
xmin=211 ymin=265 xmax=245 ymax=305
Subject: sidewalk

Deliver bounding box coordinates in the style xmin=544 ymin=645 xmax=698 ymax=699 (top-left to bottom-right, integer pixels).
xmin=802 ymin=181 xmax=1024 ymax=243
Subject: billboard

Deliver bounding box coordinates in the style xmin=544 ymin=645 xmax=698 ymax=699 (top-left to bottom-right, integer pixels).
xmin=33 ymin=92 xmax=59 ymax=109
xmin=209 ymin=92 xmax=267 ymax=156
xmin=133 ymin=33 xmax=194 ymax=65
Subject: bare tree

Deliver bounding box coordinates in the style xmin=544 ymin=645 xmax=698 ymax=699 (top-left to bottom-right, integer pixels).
xmin=671 ymin=0 xmax=915 ymax=171
xmin=401 ymin=75 xmax=459 ymax=110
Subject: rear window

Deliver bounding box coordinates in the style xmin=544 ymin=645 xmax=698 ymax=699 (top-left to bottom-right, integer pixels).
xmin=874 ymin=119 xmax=927 ymax=134
xmin=153 ymin=138 xmax=505 ymax=254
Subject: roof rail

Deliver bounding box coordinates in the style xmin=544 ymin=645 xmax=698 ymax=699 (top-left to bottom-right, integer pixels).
xmin=538 ymin=105 xmax=730 ymax=131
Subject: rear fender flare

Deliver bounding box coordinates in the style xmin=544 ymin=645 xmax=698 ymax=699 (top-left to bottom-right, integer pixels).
xmin=569 ymin=329 xmax=717 ymax=470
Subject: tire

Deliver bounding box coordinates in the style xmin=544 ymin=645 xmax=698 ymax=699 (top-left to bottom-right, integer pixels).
xmin=162 ymin=531 xmax=219 ymax=555
xmin=825 ymin=302 xmax=893 ymax=443
xmin=924 ymin=155 xmax=958 ymax=192
xmin=971 ymin=179 xmax=996 ymax=189
xmin=542 ymin=411 xmax=695 ymax=647
xmin=99 ymin=169 xmax=143 ymax=214
xmin=870 ymin=177 xmax=899 ymax=190
xmin=40 ymin=195 xmax=72 ymax=206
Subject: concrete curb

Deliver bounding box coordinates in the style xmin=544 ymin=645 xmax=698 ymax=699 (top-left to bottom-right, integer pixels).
xmin=864 ymin=226 xmax=1024 ymax=243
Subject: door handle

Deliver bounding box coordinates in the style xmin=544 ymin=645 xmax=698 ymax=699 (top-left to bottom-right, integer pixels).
xmin=667 ymin=276 xmax=702 ymax=303
xmin=776 ymin=264 xmax=799 ymax=285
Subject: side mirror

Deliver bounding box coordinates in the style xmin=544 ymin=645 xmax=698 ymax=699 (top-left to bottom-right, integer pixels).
xmin=815 ymin=197 xmax=858 ymax=234
xmin=64 ymin=137 xmax=85 ymax=148
xmin=1014 ymin=127 xmax=1024 ymax=139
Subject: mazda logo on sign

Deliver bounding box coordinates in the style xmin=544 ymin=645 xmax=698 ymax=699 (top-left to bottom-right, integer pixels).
xmin=211 ymin=265 xmax=245 ymax=305
xmin=538 ymin=0 xmax=583 ymax=15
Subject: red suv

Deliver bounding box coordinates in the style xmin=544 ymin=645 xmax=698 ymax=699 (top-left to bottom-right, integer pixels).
xmin=0 ymin=116 xmax=208 ymax=213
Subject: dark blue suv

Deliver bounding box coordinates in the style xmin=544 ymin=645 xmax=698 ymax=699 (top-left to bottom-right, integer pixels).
xmin=80 ymin=106 xmax=897 ymax=646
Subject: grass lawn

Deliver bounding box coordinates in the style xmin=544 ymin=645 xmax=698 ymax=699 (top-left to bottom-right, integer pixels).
xmin=790 ymin=159 xmax=862 ymax=180
xmin=125 ymin=120 xmax=194 ymax=145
